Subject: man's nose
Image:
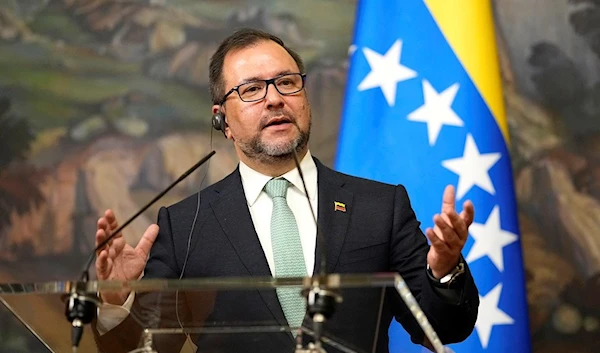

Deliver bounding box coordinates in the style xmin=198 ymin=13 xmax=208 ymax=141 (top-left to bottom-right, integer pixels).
xmin=264 ymin=82 xmax=284 ymax=109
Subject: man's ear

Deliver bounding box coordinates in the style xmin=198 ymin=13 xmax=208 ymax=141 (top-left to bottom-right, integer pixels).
xmin=214 ymin=105 xmax=233 ymax=140
xmin=224 ymin=125 xmax=233 ymax=140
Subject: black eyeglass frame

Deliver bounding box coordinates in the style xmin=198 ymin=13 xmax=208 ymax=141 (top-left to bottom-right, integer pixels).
xmin=219 ymin=73 xmax=307 ymax=105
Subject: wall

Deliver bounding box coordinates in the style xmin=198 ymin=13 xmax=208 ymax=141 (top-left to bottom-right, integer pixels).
xmin=0 ymin=1 xmax=598 ymax=352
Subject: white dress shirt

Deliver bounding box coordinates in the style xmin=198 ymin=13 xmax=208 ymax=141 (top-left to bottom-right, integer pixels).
xmin=97 ymin=150 xmax=319 ymax=334
xmin=239 ymin=150 xmax=318 ymax=276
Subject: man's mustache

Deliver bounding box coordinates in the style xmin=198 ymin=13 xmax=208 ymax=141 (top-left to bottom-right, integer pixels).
xmin=259 ymin=110 xmax=298 ymax=130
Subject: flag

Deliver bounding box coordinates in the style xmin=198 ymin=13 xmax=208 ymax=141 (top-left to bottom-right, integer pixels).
xmin=335 ymin=1 xmax=531 ymax=352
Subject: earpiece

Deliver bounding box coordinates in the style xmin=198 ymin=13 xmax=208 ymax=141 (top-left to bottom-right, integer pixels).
xmin=211 ymin=110 xmax=227 ymax=136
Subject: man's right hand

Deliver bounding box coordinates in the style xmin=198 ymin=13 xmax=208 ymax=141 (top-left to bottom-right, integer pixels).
xmin=95 ymin=209 xmax=159 ymax=306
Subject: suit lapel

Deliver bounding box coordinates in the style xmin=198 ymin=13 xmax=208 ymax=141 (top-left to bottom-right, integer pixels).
xmin=314 ymin=160 xmax=353 ymax=275
xmin=209 ymin=169 xmax=288 ymax=327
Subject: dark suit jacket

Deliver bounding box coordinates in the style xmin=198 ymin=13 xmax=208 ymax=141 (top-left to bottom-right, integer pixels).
xmin=94 ymin=158 xmax=479 ymax=353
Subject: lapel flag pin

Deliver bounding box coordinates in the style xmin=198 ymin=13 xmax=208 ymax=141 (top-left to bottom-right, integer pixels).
xmin=334 ymin=201 xmax=346 ymax=213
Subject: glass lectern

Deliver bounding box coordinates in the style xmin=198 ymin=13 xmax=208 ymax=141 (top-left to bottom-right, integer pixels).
xmin=0 ymin=273 xmax=445 ymax=353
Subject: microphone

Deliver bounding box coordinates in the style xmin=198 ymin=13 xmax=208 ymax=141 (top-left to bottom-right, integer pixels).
xmin=65 ymin=150 xmax=216 ymax=352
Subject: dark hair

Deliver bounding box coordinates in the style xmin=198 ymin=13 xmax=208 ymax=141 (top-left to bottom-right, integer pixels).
xmin=208 ymin=28 xmax=305 ymax=105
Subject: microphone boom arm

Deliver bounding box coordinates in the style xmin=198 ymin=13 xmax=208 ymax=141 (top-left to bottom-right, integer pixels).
xmin=66 ymin=150 xmax=216 ymax=352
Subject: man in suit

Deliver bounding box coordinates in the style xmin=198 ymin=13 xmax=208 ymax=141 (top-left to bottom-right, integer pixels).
xmin=94 ymin=28 xmax=479 ymax=353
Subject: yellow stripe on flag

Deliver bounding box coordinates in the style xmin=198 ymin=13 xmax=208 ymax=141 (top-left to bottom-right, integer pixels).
xmin=424 ymin=0 xmax=509 ymax=143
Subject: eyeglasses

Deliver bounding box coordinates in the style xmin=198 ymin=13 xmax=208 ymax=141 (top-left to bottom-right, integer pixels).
xmin=220 ymin=73 xmax=306 ymax=104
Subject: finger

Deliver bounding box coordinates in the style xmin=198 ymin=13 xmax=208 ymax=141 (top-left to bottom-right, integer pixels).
xmin=95 ymin=226 xmax=118 ymax=252
xmin=97 ymin=249 xmax=108 ymax=268
xmin=108 ymin=245 xmax=117 ymax=260
xmin=441 ymin=185 xmax=456 ymax=214
xmin=460 ymin=200 xmax=475 ymax=227
xmin=97 ymin=218 xmax=117 ymax=238
xmin=136 ymin=224 xmax=159 ymax=258
xmin=96 ymin=228 xmax=108 ymax=249
xmin=105 ymin=209 xmax=119 ymax=231
xmin=96 ymin=249 xmax=109 ymax=279
xmin=434 ymin=215 xmax=461 ymax=248
xmin=97 ymin=217 xmax=108 ymax=232
xmin=98 ymin=212 xmax=122 ymax=241
xmin=434 ymin=214 xmax=453 ymax=238
xmin=443 ymin=210 xmax=468 ymax=243
xmin=430 ymin=215 xmax=445 ymax=241
xmin=425 ymin=227 xmax=450 ymax=253
xmin=440 ymin=212 xmax=454 ymax=228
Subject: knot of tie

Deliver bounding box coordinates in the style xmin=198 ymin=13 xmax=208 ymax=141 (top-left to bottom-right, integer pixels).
xmin=264 ymin=178 xmax=290 ymax=199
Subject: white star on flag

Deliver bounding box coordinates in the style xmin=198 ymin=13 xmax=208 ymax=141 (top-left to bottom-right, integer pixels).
xmin=466 ymin=206 xmax=518 ymax=271
xmin=358 ymin=39 xmax=417 ymax=106
xmin=475 ymin=283 xmax=514 ymax=349
xmin=407 ymin=80 xmax=463 ymax=146
xmin=441 ymin=134 xmax=501 ymax=200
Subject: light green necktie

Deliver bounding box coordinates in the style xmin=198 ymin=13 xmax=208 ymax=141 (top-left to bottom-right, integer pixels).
xmin=264 ymin=178 xmax=307 ymax=330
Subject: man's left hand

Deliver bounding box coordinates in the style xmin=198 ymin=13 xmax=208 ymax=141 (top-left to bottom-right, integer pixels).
xmin=425 ymin=185 xmax=474 ymax=279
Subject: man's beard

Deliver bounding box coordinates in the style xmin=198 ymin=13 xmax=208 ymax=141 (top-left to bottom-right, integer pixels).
xmin=238 ymin=114 xmax=311 ymax=164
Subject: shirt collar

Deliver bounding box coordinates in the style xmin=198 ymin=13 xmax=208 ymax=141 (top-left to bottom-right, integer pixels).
xmin=239 ymin=150 xmax=318 ymax=206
